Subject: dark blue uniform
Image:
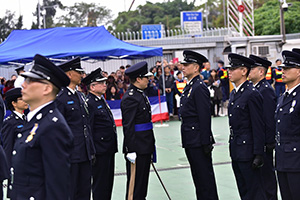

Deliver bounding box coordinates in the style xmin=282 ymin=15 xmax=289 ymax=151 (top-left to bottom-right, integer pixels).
xmin=0 ymin=95 xmax=9 ymax=200
xmin=86 ymin=92 xmax=118 ymax=200
xmin=180 ymin=75 xmax=218 ymax=200
xmin=55 ymin=87 xmax=95 ymax=200
xmin=1 ymin=112 xmax=25 ymax=198
xmin=10 ymin=102 xmax=73 ymax=200
xmin=255 ymin=78 xmax=278 ymax=200
xmin=275 ymin=84 xmax=300 ymax=200
xmin=121 ymin=84 xmax=155 ymax=200
xmin=228 ymin=80 xmax=266 ymax=200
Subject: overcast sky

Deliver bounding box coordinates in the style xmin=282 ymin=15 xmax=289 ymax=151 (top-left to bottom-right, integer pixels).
xmin=0 ymin=0 xmax=200 ymax=29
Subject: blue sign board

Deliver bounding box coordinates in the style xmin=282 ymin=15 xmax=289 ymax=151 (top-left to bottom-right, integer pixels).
xmin=141 ymin=24 xmax=164 ymax=40
xmin=180 ymin=11 xmax=203 ymax=30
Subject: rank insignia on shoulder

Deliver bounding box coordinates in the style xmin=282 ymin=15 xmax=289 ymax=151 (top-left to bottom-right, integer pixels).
xmin=67 ymin=101 xmax=74 ymax=105
xmin=52 ymin=117 xmax=58 ymax=122
xmin=26 ymin=123 xmax=39 ymax=143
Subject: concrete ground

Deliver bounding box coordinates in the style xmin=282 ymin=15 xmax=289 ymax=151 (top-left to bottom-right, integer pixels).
xmin=3 ymin=116 xmax=281 ymax=200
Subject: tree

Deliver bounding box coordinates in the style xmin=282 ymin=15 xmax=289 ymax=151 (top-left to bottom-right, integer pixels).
xmin=113 ymin=0 xmax=195 ymax=32
xmin=254 ymin=0 xmax=300 ymax=35
xmin=31 ymin=0 xmax=63 ymax=29
xmin=0 ymin=11 xmax=23 ymax=42
xmin=56 ymin=2 xmax=112 ymax=27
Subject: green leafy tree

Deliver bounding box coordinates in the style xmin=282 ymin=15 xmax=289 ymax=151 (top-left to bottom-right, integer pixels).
xmin=254 ymin=0 xmax=300 ymax=35
xmin=0 ymin=11 xmax=23 ymax=42
xmin=113 ymin=0 xmax=195 ymax=32
xmin=56 ymin=2 xmax=112 ymax=27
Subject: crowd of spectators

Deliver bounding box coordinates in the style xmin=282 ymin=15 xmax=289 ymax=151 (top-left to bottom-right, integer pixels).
xmin=0 ymin=59 xmax=229 ymax=118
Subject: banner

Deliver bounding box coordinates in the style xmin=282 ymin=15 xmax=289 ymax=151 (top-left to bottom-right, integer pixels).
xmin=107 ymin=95 xmax=169 ymax=126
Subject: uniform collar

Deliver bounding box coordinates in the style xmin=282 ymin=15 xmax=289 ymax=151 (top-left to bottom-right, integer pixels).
xmin=254 ymin=78 xmax=266 ymax=88
xmin=235 ymin=80 xmax=248 ymax=93
xmin=129 ymin=84 xmax=144 ymax=93
xmin=27 ymin=101 xmax=53 ymax=122
xmin=285 ymin=83 xmax=300 ymax=95
xmin=13 ymin=111 xmax=23 ymax=119
xmin=67 ymin=86 xmax=76 ymax=94
xmin=187 ymin=75 xmax=200 ymax=85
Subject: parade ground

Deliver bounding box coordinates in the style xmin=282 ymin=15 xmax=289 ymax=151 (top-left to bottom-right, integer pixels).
xmin=2 ymin=116 xmax=281 ymax=200
xmin=110 ymin=116 xmax=281 ymax=200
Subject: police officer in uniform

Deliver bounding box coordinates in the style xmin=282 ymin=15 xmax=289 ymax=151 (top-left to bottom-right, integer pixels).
xmin=248 ymin=55 xmax=278 ymax=200
xmin=121 ymin=61 xmax=155 ymax=200
xmin=275 ymin=50 xmax=300 ymax=200
xmin=56 ymin=57 xmax=95 ymax=200
xmin=10 ymin=54 xmax=73 ymax=200
xmin=82 ymin=68 xmax=118 ymax=200
xmin=227 ymin=53 xmax=266 ymax=200
xmin=0 ymin=94 xmax=8 ymax=200
xmin=180 ymin=50 xmax=218 ymax=200
xmin=1 ymin=88 xmax=28 ymax=198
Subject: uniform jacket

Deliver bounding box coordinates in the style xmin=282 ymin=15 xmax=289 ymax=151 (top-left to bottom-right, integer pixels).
xmin=255 ymin=78 xmax=276 ymax=145
xmin=228 ymin=80 xmax=265 ymax=161
xmin=11 ymin=103 xmax=73 ymax=200
xmin=180 ymin=75 xmax=215 ymax=148
xmin=55 ymin=87 xmax=95 ymax=163
xmin=121 ymin=84 xmax=155 ymax=154
xmin=86 ymin=92 xmax=118 ymax=154
xmin=0 ymin=95 xmax=9 ymax=181
xmin=1 ymin=112 xmax=25 ymax=167
xmin=275 ymin=84 xmax=300 ymax=172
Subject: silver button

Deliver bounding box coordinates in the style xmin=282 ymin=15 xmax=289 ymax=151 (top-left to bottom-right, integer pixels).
xmin=237 ymin=105 xmax=239 ymax=108
xmin=49 ymin=110 xmax=53 ymax=113
xmin=9 ymin=185 xmax=12 ymax=190
xmin=17 ymin=133 xmax=22 ymax=138
xmin=231 ymin=102 xmax=234 ymax=105
xmin=72 ymin=108 xmax=74 ymax=110
xmin=278 ymin=120 xmax=280 ymax=123
xmin=229 ymin=114 xmax=232 ymax=117
xmin=10 ymin=167 xmax=14 ymax=172
xmin=82 ymin=115 xmax=85 ymax=117
xmin=294 ymin=148 xmax=297 ymax=151
xmin=29 ymin=197 xmax=35 ymax=200
xmin=180 ymin=104 xmax=182 ymax=106
xmin=12 ymin=150 xmax=16 ymax=155
xmin=243 ymin=141 xmax=246 ymax=144
xmin=192 ymin=127 xmax=194 ymax=130
xmin=143 ymin=108 xmax=146 ymax=110
xmin=279 ymin=108 xmax=283 ymax=111
xmin=101 ymin=137 xmax=104 ymax=140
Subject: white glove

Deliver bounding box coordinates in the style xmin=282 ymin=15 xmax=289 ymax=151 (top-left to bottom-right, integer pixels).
xmin=126 ymin=152 xmax=137 ymax=164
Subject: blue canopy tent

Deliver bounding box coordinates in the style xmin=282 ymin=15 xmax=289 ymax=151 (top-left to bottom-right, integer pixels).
xmin=0 ymin=26 xmax=162 ymax=65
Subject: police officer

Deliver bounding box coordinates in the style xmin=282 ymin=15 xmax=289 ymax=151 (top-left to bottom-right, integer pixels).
xmin=180 ymin=50 xmax=218 ymax=200
xmin=10 ymin=54 xmax=73 ymax=200
xmin=248 ymin=55 xmax=278 ymax=200
xmin=275 ymin=50 xmax=300 ymax=200
xmin=227 ymin=53 xmax=266 ymax=200
xmin=121 ymin=61 xmax=155 ymax=200
xmin=0 ymin=94 xmax=9 ymax=200
xmin=82 ymin=68 xmax=118 ymax=200
xmin=56 ymin=57 xmax=95 ymax=200
xmin=1 ymin=88 xmax=28 ymax=198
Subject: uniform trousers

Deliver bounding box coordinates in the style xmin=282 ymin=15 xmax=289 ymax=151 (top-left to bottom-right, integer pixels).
xmin=185 ymin=147 xmax=219 ymax=200
xmin=92 ymin=153 xmax=115 ymax=200
xmin=232 ymin=160 xmax=267 ymax=200
xmin=277 ymin=171 xmax=300 ymax=200
xmin=70 ymin=160 xmax=92 ymax=200
xmin=125 ymin=154 xmax=151 ymax=200
xmin=261 ymin=152 xmax=277 ymax=200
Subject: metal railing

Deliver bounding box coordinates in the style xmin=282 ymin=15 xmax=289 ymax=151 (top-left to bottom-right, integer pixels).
xmin=111 ymin=27 xmax=234 ymax=41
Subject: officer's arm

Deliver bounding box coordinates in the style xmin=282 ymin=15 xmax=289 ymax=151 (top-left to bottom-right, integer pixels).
xmin=54 ymin=91 xmax=66 ymax=116
xmin=40 ymin=122 xmax=73 ymax=200
xmin=1 ymin=120 xmax=14 ymax=166
xmin=194 ymin=85 xmax=213 ymax=145
xmin=249 ymin=91 xmax=265 ymax=155
xmin=121 ymin=96 xmax=138 ymax=153
xmin=262 ymin=88 xmax=276 ymax=144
